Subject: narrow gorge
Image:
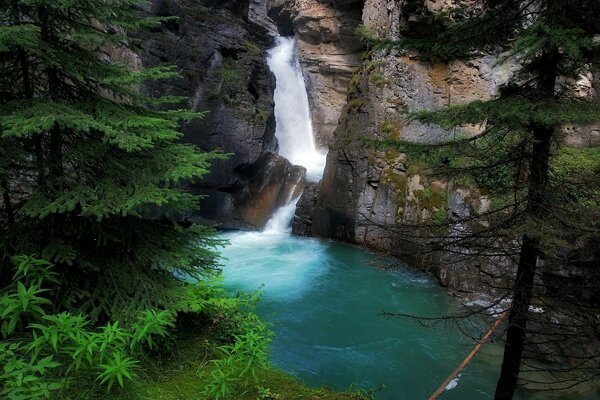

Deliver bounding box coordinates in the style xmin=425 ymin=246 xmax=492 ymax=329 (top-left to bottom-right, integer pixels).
xmin=136 ymin=0 xmax=600 ymax=398
xmin=220 ymin=33 xmax=504 ymax=400
xmin=1 ymin=0 xmax=599 ymax=399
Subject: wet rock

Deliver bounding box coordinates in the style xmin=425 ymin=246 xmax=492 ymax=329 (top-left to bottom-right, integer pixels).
xmin=292 ymin=181 xmax=318 ymax=235
xmin=233 ymin=152 xmax=306 ymax=229
xmin=139 ymin=0 xmax=283 ymax=229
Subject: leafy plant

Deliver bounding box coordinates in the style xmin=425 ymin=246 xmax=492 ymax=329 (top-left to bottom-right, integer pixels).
xmin=130 ymin=309 xmax=176 ymax=351
xmin=0 ymin=256 xmax=195 ymax=397
xmin=97 ymin=353 xmax=139 ymax=391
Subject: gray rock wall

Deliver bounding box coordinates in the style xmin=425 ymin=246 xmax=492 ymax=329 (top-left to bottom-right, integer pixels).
xmin=298 ymin=0 xmax=519 ymax=291
xmin=140 ymin=0 xmax=305 ymax=229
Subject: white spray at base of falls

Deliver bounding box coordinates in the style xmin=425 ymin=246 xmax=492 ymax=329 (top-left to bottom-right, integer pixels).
xmin=267 ymin=36 xmax=327 ymax=184
xmin=263 ymin=197 xmax=300 ymax=235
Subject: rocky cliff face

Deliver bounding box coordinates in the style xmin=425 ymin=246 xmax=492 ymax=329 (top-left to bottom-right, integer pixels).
xmin=140 ymin=0 xmax=305 ymax=229
xmin=284 ymin=0 xmax=513 ymax=291
xmin=291 ymin=0 xmax=598 ymax=293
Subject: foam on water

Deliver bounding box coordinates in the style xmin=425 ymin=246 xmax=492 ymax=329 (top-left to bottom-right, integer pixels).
xmin=221 ymin=231 xmax=328 ymax=300
xmin=263 ymin=198 xmax=300 ymax=235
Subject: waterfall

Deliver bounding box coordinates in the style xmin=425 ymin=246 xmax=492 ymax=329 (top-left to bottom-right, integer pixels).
xmin=267 ymin=36 xmax=327 ymax=183
xmin=263 ymin=198 xmax=300 ymax=235
xmin=251 ymin=36 xmax=326 ymax=233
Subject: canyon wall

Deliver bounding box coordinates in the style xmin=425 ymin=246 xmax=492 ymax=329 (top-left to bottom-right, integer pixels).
xmin=139 ymin=0 xmax=598 ymax=293
xmin=289 ymin=0 xmax=599 ymax=292
xmin=269 ymin=0 xmax=364 ymax=148
xmin=140 ymin=0 xmax=304 ymax=230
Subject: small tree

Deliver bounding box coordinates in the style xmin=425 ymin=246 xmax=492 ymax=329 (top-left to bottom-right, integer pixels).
xmin=366 ymin=0 xmax=600 ymax=398
xmin=0 ymin=0 xmax=225 ymax=322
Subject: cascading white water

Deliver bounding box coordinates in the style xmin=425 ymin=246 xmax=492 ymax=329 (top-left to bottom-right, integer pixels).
xmin=267 ymin=36 xmax=327 ymax=184
xmin=263 ymin=197 xmax=300 ymax=235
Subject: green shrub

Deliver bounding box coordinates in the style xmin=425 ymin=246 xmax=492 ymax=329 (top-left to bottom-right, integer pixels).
xmin=0 ymin=256 xmax=193 ymax=398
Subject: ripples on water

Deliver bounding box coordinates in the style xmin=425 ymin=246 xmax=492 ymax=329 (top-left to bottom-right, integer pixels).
xmin=220 ymin=231 xmax=510 ymax=400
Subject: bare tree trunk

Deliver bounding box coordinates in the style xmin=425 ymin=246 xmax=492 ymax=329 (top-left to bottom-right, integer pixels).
xmin=494 ymin=47 xmax=558 ymax=399
xmin=1 ymin=178 xmax=14 ymax=226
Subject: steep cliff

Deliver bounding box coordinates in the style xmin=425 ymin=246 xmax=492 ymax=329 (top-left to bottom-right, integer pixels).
xmin=139 ymin=0 xmax=304 ymax=229
xmin=293 ymin=0 xmax=598 ymax=292
xmin=308 ymin=3 xmax=514 ymax=250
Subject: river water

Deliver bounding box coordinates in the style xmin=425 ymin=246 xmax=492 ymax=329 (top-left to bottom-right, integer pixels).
xmin=221 ymin=37 xmax=513 ymax=399
xmin=220 ymin=202 xmax=509 ymax=399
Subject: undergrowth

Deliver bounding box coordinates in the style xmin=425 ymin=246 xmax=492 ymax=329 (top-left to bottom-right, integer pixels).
xmin=0 ymin=255 xmax=370 ymax=400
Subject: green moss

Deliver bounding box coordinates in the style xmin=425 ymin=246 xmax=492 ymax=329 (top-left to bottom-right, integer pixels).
xmin=388 ymin=173 xmax=407 ymax=190
xmin=355 ymin=24 xmax=378 ymax=42
xmin=365 ymin=60 xmax=382 ymax=73
xmin=452 ymin=175 xmax=477 ymax=189
xmin=381 ymin=121 xmax=395 ymax=135
xmin=553 ymin=146 xmax=600 ymax=176
xmin=551 ymin=146 xmax=600 ymax=208
xmin=241 ymin=107 xmax=271 ymax=124
xmin=406 ymin=160 xmax=430 ymax=175
xmin=380 ymin=120 xmax=404 ymax=139
xmin=369 ymin=72 xmax=387 ymax=86
xmin=391 ymin=174 xmax=408 ymax=209
xmin=396 ymin=192 xmax=407 ymax=209
xmin=414 ymin=185 xmax=448 ymax=221
xmin=346 ymin=98 xmax=366 ymax=113
xmin=367 ymin=151 xmax=376 ymax=164
xmin=431 ymin=188 xmax=447 ymax=210
xmin=348 ymin=71 xmax=362 ymax=95
xmin=243 ymin=40 xmax=263 ymax=57
xmin=433 ymin=205 xmax=448 ymax=222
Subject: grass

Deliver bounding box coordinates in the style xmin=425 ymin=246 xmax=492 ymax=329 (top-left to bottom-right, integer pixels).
xmin=54 ymin=333 xmax=369 ymax=400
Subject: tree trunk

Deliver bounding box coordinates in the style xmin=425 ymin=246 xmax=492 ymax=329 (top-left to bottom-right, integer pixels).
xmin=494 ymin=47 xmax=558 ymax=400
xmin=39 ymin=5 xmax=63 ymax=192
xmin=1 ymin=178 xmax=15 ymax=226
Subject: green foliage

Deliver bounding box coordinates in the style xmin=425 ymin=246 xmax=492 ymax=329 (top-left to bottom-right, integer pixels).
xmin=348 ymin=71 xmax=362 ymax=95
xmin=130 ymin=310 xmax=176 ymax=351
xmin=0 ymin=0 xmax=227 ymax=323
xmin=0 ymin=343 xmax=63 ymax=400
xmin=203 ymin=320 xmax=271 ymax=399
xmin=371 ymin=0 xmax=600 ymax=395
xmin=0 ymin=256 xmax=250 ymax=399
xmin=550 ymin=146 xmax=600 ymax=210
xmin=97 ymin=353 xmax=139 ymax=391
xmin=355 ymin=24 xmax=378 ymax=43
xmin=370 ymin=130 xmax=522 ymax=196
xmin=243 ymin=40 xmax=264 ymax=57
xmin=0 ymin=258 xmax=126 ymax=396
xmin=256 ymin=385 xmax=280 ymax=400
xmin=410 ymin=98 xmax=600 ymax=130
xmin=346 ymin=98 xmax=366 ymax=113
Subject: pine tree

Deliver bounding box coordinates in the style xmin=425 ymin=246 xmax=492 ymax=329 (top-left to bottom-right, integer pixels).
xmin=367 ymin=1 xmax=600 ymax=398
xmin=0 ymin=0 xmax=226 ymax=322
